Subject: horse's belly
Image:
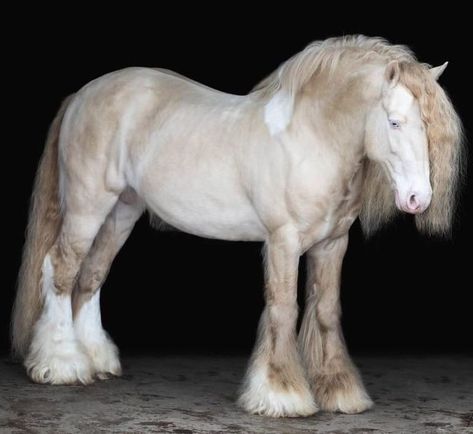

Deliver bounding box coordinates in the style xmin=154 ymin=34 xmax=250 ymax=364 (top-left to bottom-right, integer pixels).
xmin=139 ymin=179 xmax=266 ymax=241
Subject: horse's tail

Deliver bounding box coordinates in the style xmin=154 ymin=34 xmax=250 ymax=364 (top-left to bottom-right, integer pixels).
xmin=11 ymin=96 xmax=73 ymax=359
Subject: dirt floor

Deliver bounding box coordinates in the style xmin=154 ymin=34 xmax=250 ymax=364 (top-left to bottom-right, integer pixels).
xmin=0 ymin=355 xmax=472 ymax=433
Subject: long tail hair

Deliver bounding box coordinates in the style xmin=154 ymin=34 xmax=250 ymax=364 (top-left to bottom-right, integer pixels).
xmin=11 ymin=96 xmax=73 ymax=359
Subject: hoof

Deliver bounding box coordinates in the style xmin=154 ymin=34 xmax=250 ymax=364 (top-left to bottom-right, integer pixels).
xmin=78 ymin=332 xmax=122 ymax=380
xmin=25 ymin=342 xmax=94 ymax=385
xmin=313 ymin=371 xmax=373 ymax=414
xmin=239 ymin=366 xmax=318 ymax=417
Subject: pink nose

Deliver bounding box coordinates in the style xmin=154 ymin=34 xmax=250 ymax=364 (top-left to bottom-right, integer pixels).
xmin=407 ymin=193 xmax=421 ymax=212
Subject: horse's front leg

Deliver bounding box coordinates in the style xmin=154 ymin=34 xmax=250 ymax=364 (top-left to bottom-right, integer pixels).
xmin=239 ymin=226 xmax=317 ymax=417
xmin=298 ymin=235 xmax=373 ymax=413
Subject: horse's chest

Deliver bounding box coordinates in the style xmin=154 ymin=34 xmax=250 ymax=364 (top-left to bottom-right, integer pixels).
xmin=296 ymin=169 xmax=363 ymax=249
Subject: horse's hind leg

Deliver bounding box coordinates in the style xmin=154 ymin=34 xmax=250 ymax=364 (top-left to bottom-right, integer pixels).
xmin=239 ymin=226 xmax=317 ymax=417
xmin=72 ymin=192 xmax=144 ymax=379
xmin=25 ymin=192 xmax=118 ymax=385
xmin=298 ymin=236 xmax=373 ymax=413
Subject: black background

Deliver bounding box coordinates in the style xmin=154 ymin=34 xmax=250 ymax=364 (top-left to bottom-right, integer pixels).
xmin=3 ymin=10 xmax=472 ymax=356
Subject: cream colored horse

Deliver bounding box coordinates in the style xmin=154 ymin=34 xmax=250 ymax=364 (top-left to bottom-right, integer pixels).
xmin=12 ymin=35 xmax=463 ymax=418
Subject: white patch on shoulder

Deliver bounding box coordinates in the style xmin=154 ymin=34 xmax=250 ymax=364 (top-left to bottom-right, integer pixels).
xmin=264 ymin=91 xmax=293 ymax=136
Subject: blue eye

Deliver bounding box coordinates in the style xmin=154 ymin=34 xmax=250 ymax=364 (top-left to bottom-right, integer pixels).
xmin=389 ymin=119 xmax=401 ymax=129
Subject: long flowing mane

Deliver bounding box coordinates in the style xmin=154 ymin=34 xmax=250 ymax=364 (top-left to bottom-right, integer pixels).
xmin=362 ymin=61 xmax=464 ymax=236
xmin=253 ymin=35 xmax=464 ymax=236
xmin=253 ymin=35 xmax=414 ymax=95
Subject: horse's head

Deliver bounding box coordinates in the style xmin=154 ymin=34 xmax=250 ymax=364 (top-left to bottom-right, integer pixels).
xmin=363 ymin=60 xmax=463 ymax=234
xmin=366 ymin=62 xmax=447 ymax=214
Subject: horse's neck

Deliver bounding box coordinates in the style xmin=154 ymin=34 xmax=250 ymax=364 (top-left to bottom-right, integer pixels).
xmin=290 ymin=66 xmax=382 ymax=164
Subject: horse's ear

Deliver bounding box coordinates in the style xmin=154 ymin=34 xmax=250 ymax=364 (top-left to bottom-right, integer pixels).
xmin=385 ymin=61 xmax=400 ymax=87
xmin=429 ymin=62 xmax=448 ymax=81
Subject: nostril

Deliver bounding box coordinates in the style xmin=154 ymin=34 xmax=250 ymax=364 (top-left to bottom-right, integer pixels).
xmin=408 ymin=194 xmax=420 ymax=210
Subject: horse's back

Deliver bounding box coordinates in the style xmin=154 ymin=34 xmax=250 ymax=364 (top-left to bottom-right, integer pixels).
xmin=72 ymin=67 xmax=232 ymax=112
xmin=61 ymin=67 xmax=243 ymax=153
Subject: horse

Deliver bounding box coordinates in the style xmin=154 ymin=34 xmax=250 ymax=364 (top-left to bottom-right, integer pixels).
xmin=12 ymin=35 xmax=463 ymax=418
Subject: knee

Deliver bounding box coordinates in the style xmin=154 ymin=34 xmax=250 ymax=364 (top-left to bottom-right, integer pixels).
xmin=268 ymin=302 xmax=298 ymax=324
xmin=77 ymin=267 xmax=105 ymax=295
xmin=49 ymin=244 xmax=87 ymax=295
xmin=316 ymin=303 xmax=340 ymax=331
xmin=50 ymin=258 xmax=79 ymax=295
